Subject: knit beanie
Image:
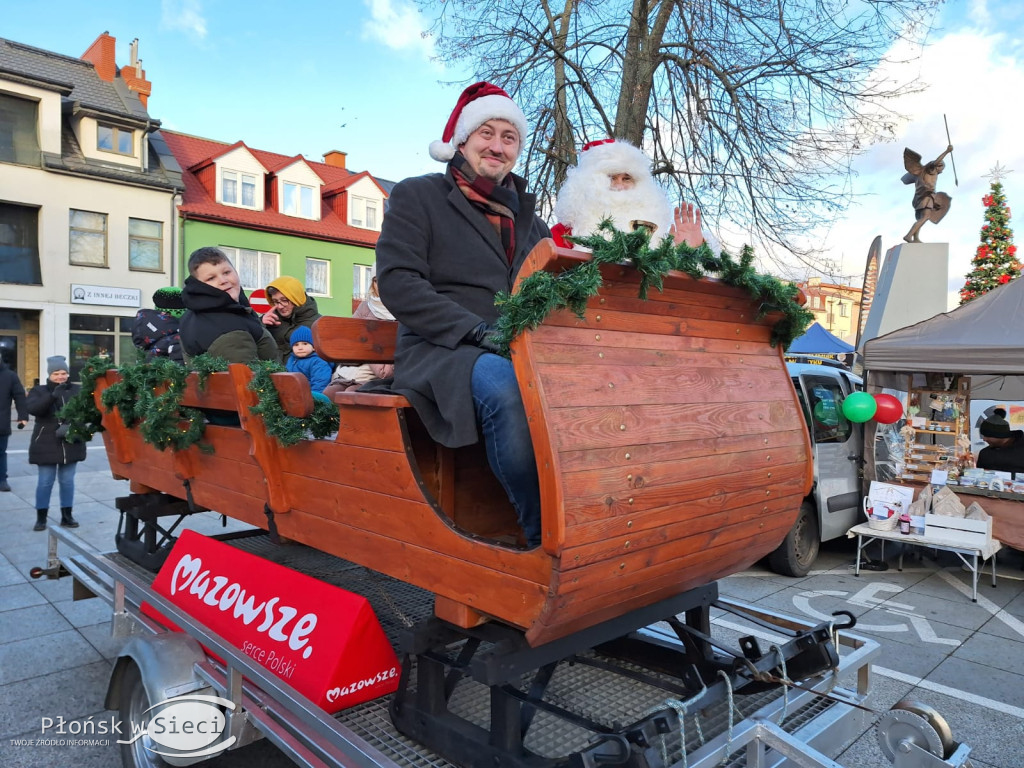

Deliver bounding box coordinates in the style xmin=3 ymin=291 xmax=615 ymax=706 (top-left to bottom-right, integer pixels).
xmin=47 ymin=355 xmax=69 ymax=374
xmin=153 ymin=286 xmax=186 ymax=318
xmin=290 ymin=326 xmax=313 ymax=346
xmin=428 ymin=81 xmax=528 ymax=163
xmin=267 ymin=276 xmax=307 ymax=307
xmin=980 ymin=419 xmax=1012 ymax=438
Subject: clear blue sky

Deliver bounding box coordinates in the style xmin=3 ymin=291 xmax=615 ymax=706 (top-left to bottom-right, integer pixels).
xmin=1 ymin=1 xmax=470 ymax=183
xmin=4 ymin=0 xmax=1024 ymax=306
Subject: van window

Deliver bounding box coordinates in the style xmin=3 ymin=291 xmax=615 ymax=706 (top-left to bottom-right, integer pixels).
xmin=804 ymin=375 xmax=853 ymax=444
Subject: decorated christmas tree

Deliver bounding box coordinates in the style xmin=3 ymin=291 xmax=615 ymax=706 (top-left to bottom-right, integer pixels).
xmin=960 ymin=165 xmax=1021 ymax=304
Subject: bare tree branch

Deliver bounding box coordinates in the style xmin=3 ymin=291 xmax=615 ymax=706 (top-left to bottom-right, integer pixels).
xmin=418 ymin=0 xmax=943 ymax=265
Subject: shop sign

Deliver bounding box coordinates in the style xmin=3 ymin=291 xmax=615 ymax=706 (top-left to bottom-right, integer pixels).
xmin=70 ymin=284 xmax=142 ymax=308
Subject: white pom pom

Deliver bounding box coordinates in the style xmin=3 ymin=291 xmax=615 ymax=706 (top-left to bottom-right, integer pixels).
xmin=429 ymin=140 xmax=455 ymax=162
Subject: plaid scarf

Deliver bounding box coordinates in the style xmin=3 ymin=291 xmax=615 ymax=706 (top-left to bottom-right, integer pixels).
xmin=450 ymin=152 xmax=519 ymax=264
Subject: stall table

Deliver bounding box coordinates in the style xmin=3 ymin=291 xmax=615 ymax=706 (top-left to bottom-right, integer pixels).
xmin=847 ymin=522 xmax=1001 ymax=602
xmin=907 ymin=484 xmax=1024 ymax=550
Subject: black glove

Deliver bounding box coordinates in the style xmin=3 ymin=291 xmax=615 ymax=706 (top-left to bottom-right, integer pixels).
xmin=465 ymin=322 xmax=502 ymax=355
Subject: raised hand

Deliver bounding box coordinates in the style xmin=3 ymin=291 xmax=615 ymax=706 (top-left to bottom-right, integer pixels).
xmin=670 ymin=203 xmax=704 ymax=247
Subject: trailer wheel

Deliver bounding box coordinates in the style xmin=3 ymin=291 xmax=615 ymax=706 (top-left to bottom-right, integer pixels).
xmin=768 ymin=501 xmax=819 ymax=577
xmin=119 ymin=661 xmax=170 ymax=768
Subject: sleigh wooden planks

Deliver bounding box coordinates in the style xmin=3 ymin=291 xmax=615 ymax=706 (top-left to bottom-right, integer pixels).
xmin=513 ymin=240 xmax=810 ymax=644
xmin=94 ymin=239 xmax=811 ymax=649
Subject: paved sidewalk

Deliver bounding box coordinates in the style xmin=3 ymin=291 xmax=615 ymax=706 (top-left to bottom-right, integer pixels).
xmin=0 ymin=425 xmax=283 ymax=767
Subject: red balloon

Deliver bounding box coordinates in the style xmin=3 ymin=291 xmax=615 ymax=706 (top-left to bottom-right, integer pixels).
xmin=873 ymin=393 xmax=904 ymax=424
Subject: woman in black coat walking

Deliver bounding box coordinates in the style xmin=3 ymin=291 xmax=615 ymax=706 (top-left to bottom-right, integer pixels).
xmin=27 ymin=355 xmax=86 ymax=530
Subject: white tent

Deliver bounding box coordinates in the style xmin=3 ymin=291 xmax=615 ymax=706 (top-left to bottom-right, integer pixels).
xmin=863 ymin=276 xmax=1024 ymax=400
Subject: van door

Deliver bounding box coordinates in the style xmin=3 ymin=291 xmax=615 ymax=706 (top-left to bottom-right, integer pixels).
xmin=797 ymin=373 xmax=863 ymax=542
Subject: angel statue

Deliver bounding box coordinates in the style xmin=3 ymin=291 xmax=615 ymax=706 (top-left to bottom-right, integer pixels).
xmin=902 ymin=145 xmax=954 ymax=243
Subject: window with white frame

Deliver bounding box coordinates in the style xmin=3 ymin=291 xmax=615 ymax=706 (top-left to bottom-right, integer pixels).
xmin=839 ymin=302 xmax=849 ymax=317
xmin=351 ymin=196 xmax=379 ymax=230
xmin=283 ymin=182 xmax=316 ymax=219
xmin=306 ymin=258 xmax=330 ymax=296
xmin=128 ymin=218 xmax=163 ymax=272
xmin=221 ymin=169 xmax=257 ymax=208
xmin=97 ymin=123 xmax=133 ymax=156
xmin=218 ymin=246 xmax=279 ymax=291
xmin=353 ymin=264 xmax=373 ymax=301
xmin=69 ymin=209 xmax=108 ymax=266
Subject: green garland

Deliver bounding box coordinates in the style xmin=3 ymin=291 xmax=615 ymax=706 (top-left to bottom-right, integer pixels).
xmin=247 ymin=360 xmax=340 ymax=447
xmin=63 ymin=353 xmax=339 ymax=452
xmin=491 ymin=222 xmax=813 ymax=354
xmin=58 ymin=356 xmax=116 ymax=443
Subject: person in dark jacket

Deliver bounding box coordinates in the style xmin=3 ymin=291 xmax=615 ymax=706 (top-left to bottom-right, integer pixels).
xmin=261 ymin=275 xmax=322 ymax=361
xmin=977 ymin=418 xmax=1024 ymax=475
xmin=0 ymin=359 xmax=29 ymax=492
xmin=375 ymin=82 xmax=550 ymax=548
xmin=179 ymin=247 xmax=280 ymax=365
xmin=27 ymin=356 xmax=86 ymax=530
xmin=132 ymin=286 xmax=186 ymax=363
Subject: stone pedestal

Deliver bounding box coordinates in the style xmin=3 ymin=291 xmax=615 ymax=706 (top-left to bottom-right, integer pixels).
xmin=858 ymin=243 xmax=948 ymax=350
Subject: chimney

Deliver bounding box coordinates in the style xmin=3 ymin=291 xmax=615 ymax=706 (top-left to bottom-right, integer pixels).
xmin=120 ymin=37 xmax=153 ymax=108
xmin=81 ymin=32 xmax=117 ymax=83
xmin=323 ymin=150 xmax=347 ymax=169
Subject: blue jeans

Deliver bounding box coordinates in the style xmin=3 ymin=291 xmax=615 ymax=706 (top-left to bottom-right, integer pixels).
xmin=471 ymin=354 xmax=541 ymax=547
xmin=0 ymin=434 xmax=7 ymax=482
xmin=35 ymin=464 xmax=77 ymax=509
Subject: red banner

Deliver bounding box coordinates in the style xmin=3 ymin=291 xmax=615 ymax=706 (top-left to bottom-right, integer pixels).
xmin=145 ymin=530 xmax=400 ymax=713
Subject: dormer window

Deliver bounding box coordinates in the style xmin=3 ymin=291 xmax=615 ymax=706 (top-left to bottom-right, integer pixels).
xmin=283 ymin=182 xmax=315 ymax=219
xmin=222 ymin=169 xmax=257 ymax=208
xmin=351 ymin=196 xmax=379 ymax=230
xmin=97 ymin=124 xmax=133 ymax=156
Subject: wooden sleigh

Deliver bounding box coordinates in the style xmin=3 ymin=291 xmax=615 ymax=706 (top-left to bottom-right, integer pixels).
xmin=94 ymin=240 xmax=812 ymax=647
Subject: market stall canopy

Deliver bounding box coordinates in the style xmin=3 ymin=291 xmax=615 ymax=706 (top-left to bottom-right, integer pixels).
xmin=863 ymin=276 xmax=1024 ymax=400
xmin=787 ymin=322 xmax=855 ymax=355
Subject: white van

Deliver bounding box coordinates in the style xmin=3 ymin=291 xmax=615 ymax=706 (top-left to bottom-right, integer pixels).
xmin=768 ymin=358 xmax=864 ymax=576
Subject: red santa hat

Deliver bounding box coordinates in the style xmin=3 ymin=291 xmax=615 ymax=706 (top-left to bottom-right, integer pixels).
xmin=428 ymin=81 xmax=528 ymax=163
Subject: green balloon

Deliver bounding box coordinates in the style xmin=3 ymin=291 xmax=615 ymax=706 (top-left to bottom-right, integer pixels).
xmin=812 ymin=399 xmax=839 ymax=426
xmin=841 ymin=391 xmax=877 ymax=423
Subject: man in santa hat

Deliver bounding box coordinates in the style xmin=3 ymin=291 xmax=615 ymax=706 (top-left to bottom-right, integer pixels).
xmin=375 ymin=82 xmax=549 ymax=548
xmin=552 ymin=138 xmax=704 ymax=249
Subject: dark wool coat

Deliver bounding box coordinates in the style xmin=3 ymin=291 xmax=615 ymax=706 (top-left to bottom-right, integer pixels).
xmin=180 ymin=278 xmax=280 ymax=365
xmin=375 ymin=168 xmax=550 ymax=448
xmin=268 ymin=297 xmax=322 ymax=361
xmin=27 ymin=381 xmax=87 ymax=465
xmin=0 ymin=362 xmax=28 ymax=436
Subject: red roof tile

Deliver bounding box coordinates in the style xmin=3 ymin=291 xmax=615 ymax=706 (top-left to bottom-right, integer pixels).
xmin=162 ymin=130 xmax=385 ymax=247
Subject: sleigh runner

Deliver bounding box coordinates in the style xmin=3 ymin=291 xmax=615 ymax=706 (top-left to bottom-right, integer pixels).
xmin=93 ymin=239 xmax=812 ymax=647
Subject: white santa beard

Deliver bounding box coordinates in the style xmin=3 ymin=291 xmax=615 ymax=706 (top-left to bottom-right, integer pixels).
xmin=555 ymin=179 xmax=674 ymax=244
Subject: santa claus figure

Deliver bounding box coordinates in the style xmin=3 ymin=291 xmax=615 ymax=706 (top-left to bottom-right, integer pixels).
xmin=552 ymin=138 xmax=703 ymax=249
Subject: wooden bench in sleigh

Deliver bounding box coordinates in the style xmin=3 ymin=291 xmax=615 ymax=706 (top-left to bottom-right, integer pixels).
xmin=93 ymin=239 xmax=812 ymax=647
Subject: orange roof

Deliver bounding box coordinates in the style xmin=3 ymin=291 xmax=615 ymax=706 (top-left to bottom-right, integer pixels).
xmin=162 ymin=130 xmax=385 ymax=247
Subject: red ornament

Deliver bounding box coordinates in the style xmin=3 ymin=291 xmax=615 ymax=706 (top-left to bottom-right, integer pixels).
xmin=999 ymin=274 xmax=1012 ymax=284
xmin=1008 ymin=245 xmax=1017 ymax=256
xmin=873 ymin=394 xmax=904 ymax=425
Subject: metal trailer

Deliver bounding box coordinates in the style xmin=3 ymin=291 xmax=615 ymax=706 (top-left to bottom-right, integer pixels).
xmin=35 ymin=523 xmax=973 ymax=768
